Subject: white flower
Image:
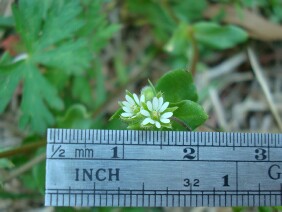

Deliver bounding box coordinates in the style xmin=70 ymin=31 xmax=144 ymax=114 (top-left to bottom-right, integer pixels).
xmin=140 ymin=97 xmax=173 ymax=128
xmin=121 ymin=93 xmax=145 ymax=118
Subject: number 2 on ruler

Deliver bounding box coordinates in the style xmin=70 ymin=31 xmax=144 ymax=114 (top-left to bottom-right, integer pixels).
xmin=183 ymin=147 xmax=196 ymax=160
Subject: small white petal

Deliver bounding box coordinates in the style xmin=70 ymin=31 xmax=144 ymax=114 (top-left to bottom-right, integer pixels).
xmin=152 ymin=97 xmax=158 ymax=110
xmin=147 ymin=101 xmax=153 ymax=111
xmin=140 ymin=95 xmax=145 ymax=103
xmin=122 ymin=106 xmax=132 ymax=113
xmin=160 ymin=118 xmax=170 ymax=123
xmin=121 ymin=112 xmax=133 ymax=117
xmin=159 ymin=102 xmax=169 ymax=112
xmin=142 ymin=118 xmax=154 ymax=125
xmin=140 ymin=109 xmax=150 ymax=117
xmin=161 ymin=112 xmax=173 ymax=119
xmin=149 ymin=119 xmax=155 ymax=124
xmin=122 ymin=101 xmax=131 ymax=107
xmin=125 ymin=95 xmax=135 ymax=105
xmin=133 ymin=93 xmax=139 ymax=104
xmin=158 ymin=97 xmax=163 ymax=110
xmin=155 ymin=121 xmax=161 ymax=128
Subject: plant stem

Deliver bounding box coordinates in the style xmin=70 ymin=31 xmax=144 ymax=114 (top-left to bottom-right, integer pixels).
xmin=188 ymin=27 xmax=199 ymax=76
xmin=4 ymin=153 xmax=46 ymax=182
xmin=161 ymin=0 xmax=179 ymax=24
xmin=0 ymin=140 xmax=46 ymax=158
xmin=170 ymin=116 xmax=192 ymax=131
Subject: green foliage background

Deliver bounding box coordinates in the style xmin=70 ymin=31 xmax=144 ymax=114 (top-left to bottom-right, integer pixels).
xmin=0 ymin=0 xmax=282 ymax=211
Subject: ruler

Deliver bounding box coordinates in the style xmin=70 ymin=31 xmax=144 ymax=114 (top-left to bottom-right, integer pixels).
xmin=45 ymin=129 xmax=282 ymax=207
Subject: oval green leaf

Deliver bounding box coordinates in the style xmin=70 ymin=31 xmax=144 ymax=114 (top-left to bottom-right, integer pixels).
xmin=193 ymin=22 xmax=248 ymax=50
xmin=155 ymin=69 xmax=198 ymax=103
xmin=171 ymin=100 xmax=208 ymax=130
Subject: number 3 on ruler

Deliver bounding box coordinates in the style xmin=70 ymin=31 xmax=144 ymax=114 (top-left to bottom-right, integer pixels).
xmin=255 ymin=148 xmax=267 ymax=160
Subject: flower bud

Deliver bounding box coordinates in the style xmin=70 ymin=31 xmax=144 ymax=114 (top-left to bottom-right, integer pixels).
xmin=141 ymin=86 xmax=154 ymax=101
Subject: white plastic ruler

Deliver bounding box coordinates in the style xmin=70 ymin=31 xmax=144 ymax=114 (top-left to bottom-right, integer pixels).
xmin=45 ymin=129 xmax=282 ymax=207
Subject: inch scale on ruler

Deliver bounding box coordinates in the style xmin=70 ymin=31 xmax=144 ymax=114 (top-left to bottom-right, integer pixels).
xmin=45 ymin=129 xmax=282 ymax=207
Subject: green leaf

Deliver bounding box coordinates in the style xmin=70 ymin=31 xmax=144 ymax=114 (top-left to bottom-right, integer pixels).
xmin=172 ymin=0 xmax=207 ymax=22
xmin=1 ymin=0 xmax=125 ymax=134
xmin=0 ymin=59 xmax=64 ymax=134
xmin=273 ymin=206 xmax=282 ymax=211
xmin=20 ymin=173 xmax=37 ymax=190
xmin=78 ymin=0 xmax=120 ymax=52
xmin=98 ymin=208 xmax=119 ymax=212
xmin=32 ymin=39 xmax=91 ymax=74
xmin=126 ymin=0 xmax=175 ymax=42
xmin=72 ymin=76 xmax=93 ymax=105
xmin=0 ymin=158 xmax=14 ymax=169
xmin=32 ymin=147 xmax=46 ymax=194
xmin=232 ymin=207 xmax=245 ymax=212
xmin=19 ymin=63 xmax=64 ymax=133
xmin=114 ymin=48 xmax=128 ymax=84
xmin=12 ymin=0 xmax=44 ymax=51
xmin=193 ymin=22 xmax=248 ymax=50
xmin=0 ymin=52 xmax=13 ymax=64
xmin=165 ymin=22 xmax=190 ymax=55
xmin=122 ymin=209 xmax=146 ymax=212
xmin=93 ymin=60 xmax=107 ymax=108
xmin=243 ymin=0 xmax=268 ymax=7
xmin=92 ymin=24 xmax=121 ymax=52
xmin=1 ymin=0 xmax=100 ymax=133
xmin=155 ymin=69 xmax=198 ymax=103
xmin=258 ymin=207 xmax=273 ymax=212
xmin=0 ymin=63 xmax=22 ymax=112
xmin=107 ymin=117 xmax=127 ymax=130
xmin=0 ymin=16 xmax=14 ymax=28
xmin=0 ymin=191 xmax=39 ymax=199
xmin=12 ymin=0 xmax=91 ymax=73
xmin=110 ymin=108 xmax=123 ymax=121
xmin=171 ymin=100 xmax=208 ymax=130
xmin=57 ymin=104 xmax=93 ymax=129
xmin=44 ymin=68 xmax=69 ymax=91
xmin=36 ymin=1 xmax=84 ymax=50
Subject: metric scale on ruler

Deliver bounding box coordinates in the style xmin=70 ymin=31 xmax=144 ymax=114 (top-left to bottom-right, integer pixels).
xmin=45 ymin=129 xmax=282 ymax=207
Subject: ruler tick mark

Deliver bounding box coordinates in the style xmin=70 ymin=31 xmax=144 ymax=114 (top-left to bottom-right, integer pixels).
xmin=213 ymin=188 xmax=215 ymax=206
xmin=142 ymin=183 xmax=145 ymax=207
xmin=259 ymin=183 xmax=261 ymax=206
xmin=118 ymin=187 xmax=120 ymax=206
xmin=93 ymin=183 xmax=96 ymax=206
xmin=236 ymin=162 xmax=238 ymax=206
xmin=106 ymin=190 xmax=108 ymax=206
xmin=130 ymin=190 xmax=132 ymax=207
xmin=280 ymin=183 xmax=282 ymax=206
xmin=166 ymin=187 xmax=168 ymax=207
xmin=81 ymin=190 xmax=83 ymax=206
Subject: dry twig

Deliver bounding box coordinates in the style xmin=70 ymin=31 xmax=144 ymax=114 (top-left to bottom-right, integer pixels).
xmin=209 ymin=88 xmax=230 ymax=131
xmin=247 ymin=47 xmax=282 ymax=130
xmin=204 ymin=5 xmax=282 ymax=41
